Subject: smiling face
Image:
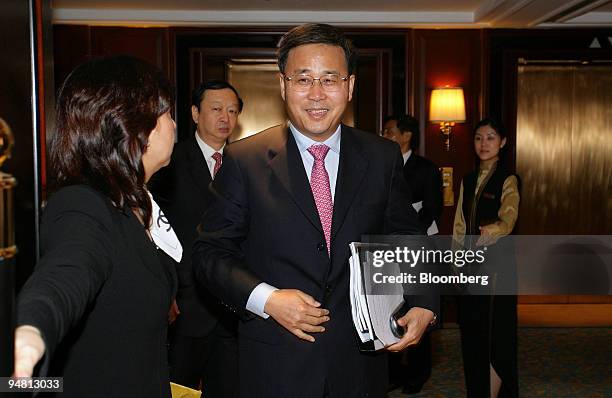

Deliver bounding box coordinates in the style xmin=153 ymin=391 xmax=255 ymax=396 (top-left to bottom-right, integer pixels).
xmin=279 ymin=43 xmax=355 ymax=142
xmin=192 ymin=88 xmax=240 ymax=150
xmin=474 ymin=124 xmax=506 ymax=162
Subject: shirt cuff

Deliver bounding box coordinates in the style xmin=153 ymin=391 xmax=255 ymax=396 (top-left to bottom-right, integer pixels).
xmin=246 ymin=283 xmax=278 ymax=319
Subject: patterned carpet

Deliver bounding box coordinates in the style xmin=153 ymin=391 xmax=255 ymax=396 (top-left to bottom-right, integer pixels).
xmin=387 ymin=327 xmax=612 ymax=398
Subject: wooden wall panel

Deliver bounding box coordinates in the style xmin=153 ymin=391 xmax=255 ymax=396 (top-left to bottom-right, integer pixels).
xmin=90 ymin=27 xmax=170 ymax=77
xmin=518 ymin=304 xmax=612 ymax=326
xmin=53 ymin=25 xmax=171 ymax=88
xmin=53 ymin=25 xmax=90 ymax=94
xmin=410 ymin=29 xmax=483 ymax=235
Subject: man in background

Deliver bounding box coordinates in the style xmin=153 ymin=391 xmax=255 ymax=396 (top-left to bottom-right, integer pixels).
xmin=382 ymin=114 xmax=443 ymax=236
xmin=149 ymin=81 xmax=243 ymax=397
xmin=383 ymin=114 xmax=443 ymax=394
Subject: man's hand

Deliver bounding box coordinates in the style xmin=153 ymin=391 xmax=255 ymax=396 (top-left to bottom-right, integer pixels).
xmin=386 ymin=307 xmax=434 ymax=352
xmin=168 ymin=299 xmax=180 ymax=324
xmin=264 ymin=289 xmax=330 ymax=343
xmin=14 ymin=325 xmax=46 ymax=377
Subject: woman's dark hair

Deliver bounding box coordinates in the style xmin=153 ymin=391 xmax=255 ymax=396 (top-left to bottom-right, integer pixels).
xmin=473 ymin=117 xmax=507 ymax=139
xmin=51 ymin=55 xmax=173 ymax=227
xmin=277 ymin=23 xmax=357 ymax=75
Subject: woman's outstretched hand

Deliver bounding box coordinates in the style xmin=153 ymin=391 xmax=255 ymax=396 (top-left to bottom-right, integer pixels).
xmin=14 ymin=325 xmax=45 ymax=377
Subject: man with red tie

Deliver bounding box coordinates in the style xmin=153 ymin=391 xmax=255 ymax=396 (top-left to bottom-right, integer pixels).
xmin=149 ymin=81 xmax=243 ymax=397
xmin=193 ymin=24 xmax=438 ymax=398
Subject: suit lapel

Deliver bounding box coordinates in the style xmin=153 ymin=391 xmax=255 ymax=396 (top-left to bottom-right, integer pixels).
xmin=186 ymin=136 xmax=212 ymax=197
xmin=268 ymin=124 xmax=323 ymax=235
xmin=403 ymin=153 xmax=414 ymax=171
xmin=331 ymin=125 xmax=368 ymax=243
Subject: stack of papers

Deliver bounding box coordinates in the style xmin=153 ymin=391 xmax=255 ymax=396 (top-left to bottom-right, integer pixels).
xmin=349 ymin=242 xmax=405 ymax=350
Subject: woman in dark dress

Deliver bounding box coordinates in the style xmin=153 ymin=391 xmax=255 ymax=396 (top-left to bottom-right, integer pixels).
xmin=453 ymin=118 xmax=520 ymax=397
xmin=13 ymin=56 xmax=180 ymax=397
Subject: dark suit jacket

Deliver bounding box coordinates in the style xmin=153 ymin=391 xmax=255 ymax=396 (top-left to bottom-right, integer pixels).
xmin=193 ymin=124 xmax=439 ymax=398
xmin=403 ymin=153 xmax=443 ymax=232
xmin=17 ymin=185 xmax=176 ymax=398
xmin=149 ymin=136 xmax=233 ymax=337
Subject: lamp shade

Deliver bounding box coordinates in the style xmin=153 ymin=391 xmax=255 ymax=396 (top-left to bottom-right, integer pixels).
xmin=429 ymin=87 xmax=466 ymax=122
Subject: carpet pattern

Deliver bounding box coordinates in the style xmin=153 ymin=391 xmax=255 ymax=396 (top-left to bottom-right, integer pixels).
xmin=387 ymin=327 xmax=612 ymax=397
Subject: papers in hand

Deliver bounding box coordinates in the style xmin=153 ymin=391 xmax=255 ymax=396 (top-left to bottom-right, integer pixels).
xmin=349 ymin=242 xmax=405 ymax=350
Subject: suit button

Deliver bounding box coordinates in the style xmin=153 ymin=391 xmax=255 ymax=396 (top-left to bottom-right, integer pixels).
xmin=317 ymin=243 xmax=325 ymax=252
xmin=325 ymin=285 xmax=333 ymax=293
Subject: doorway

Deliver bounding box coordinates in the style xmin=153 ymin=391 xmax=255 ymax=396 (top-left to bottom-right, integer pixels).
xmin=515 ymin=62 xmax=612 ymax=324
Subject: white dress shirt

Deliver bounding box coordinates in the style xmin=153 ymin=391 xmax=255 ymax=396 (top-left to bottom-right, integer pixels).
xmin=245 ymin=123 xmax=342 ymax=318
xmin=194 ymin=132 xmax=225 ymax=179
xmin=402 ymin=149 xmax=412 ymax=166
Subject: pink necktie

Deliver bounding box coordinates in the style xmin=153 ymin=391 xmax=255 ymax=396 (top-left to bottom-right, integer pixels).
xmin=212 ymin=152 xmax=222 ymax=178
xmin=308 ymin=144 xmax=333 ymax=256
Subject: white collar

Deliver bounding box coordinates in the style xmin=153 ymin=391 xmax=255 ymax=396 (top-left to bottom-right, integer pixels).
xmin=195 ymin=132 xmax=225 ymax=159
xmin=402 ymin=149 xmax=412 ymax=165
xmin=289 ymin=122 xmax=341 ymax=155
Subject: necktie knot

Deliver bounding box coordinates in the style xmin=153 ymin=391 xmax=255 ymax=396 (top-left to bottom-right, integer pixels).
xmin=307 ymin=144 xmax=330 ymax=161
xmin=212 ymin=152 xmax=222 ymax=177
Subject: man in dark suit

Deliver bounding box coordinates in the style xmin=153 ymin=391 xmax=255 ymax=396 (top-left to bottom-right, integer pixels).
xmin=149 ymin=81 xmax=243 ymax=396
xmin=382 ymin=114 xmax=443 ymax=394
xmin=193 ymin=24 xmax=438 ymax=398
xmin=382 ymin=115 xmax=443 ymax=236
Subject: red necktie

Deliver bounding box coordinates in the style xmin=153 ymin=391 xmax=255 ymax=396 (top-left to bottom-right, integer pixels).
xmin=307 ymin=144 xmax=333 ymax=256
xmin=212 ymin=152 xmax=222 ymax=178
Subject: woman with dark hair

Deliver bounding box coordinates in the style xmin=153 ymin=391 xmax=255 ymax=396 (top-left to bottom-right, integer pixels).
xmin=13 ymin=55 xmax=180 ymax=398
xmin=453 ymin=117 xmax=520 ymax=397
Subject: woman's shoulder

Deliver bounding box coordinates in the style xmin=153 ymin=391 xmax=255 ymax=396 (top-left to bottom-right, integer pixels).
xmin=48 ymin=184 xmax=108 ymax=204
xmin=504 ymin=174 xmax=521 ymax=192
xmin=44 ymin=184 xmax=118 ymax=222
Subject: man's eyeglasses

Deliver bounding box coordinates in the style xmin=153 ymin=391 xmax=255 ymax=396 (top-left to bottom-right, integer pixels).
xmin=283 ymin=73 xmax=349 ymax=92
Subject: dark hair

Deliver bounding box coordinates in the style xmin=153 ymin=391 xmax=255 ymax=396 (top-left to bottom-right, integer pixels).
xmin=277 ymin=23 xmax=357 ymax=75
xmin=384 ymin=114 xmax=421 ymax=150
xmin=473 ymin=117 xmax=507 ymax=139
xmin=51 ymin=55 xmax=173 ymax=227
xmin=191 ymin=80 xmax=243 ymax=112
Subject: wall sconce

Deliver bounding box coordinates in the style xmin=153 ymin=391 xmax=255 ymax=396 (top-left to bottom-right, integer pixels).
xmin=429 ymin=87 xmax=466 ymax=151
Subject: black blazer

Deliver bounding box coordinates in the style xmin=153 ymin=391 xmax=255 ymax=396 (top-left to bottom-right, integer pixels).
xmin=17 ymin=185 xmax=176 ymax=398
xmin=149 ymin=136 xmax=232 ymax=337
xmin=193 ymin=124 xmax=439 ymax=398
xmin=402 ymin=153 xmax=443 ymax=232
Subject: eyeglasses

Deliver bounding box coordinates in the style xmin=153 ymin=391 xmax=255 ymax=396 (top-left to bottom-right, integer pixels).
xmin=283 ymin=73 xmax=350 ymax=92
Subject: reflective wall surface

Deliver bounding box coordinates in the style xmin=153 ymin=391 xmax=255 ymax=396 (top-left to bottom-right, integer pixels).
xmin=517 ymin=64 xmax=612 ymax=235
